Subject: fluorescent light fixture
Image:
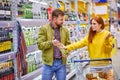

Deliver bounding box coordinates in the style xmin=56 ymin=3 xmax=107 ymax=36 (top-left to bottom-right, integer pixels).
xmin=29 ymin=0 xmax=39 ymax=3
xmin=117 ymin=3 xmax=120 ymax=8
xmin=40 ymin=2 xmax=48 ymax=5
xmin=29 ymin=0 xmax=48 ymax=5
xmin=78 ymin=0 xmax=84 ymax=1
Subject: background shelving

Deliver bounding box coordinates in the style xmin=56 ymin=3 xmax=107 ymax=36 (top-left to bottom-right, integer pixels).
xmin=0 ymin=21 xmax=18 ymax=80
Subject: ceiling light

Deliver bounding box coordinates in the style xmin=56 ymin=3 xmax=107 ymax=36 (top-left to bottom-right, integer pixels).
xmin=39 ymin=2 xmax=48 ymax=5
xmin=29 ymin=0 xmax=39 ymax=3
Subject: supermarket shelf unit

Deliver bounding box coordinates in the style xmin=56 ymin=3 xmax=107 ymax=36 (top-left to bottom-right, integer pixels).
xmin=17 ymin=19 xmax=49 ymax=27
xmin=0 ymin=21 xmax=18 ymax=80
xmin=21 ymin=67 xmax=42 ymax=80
xmin=0 ymin=0 xmax=19 ymax=79
xmin=18 ymin=19 xmax=49 ymax=80
xmin=66 ymin=69 xmax=76 ymax=80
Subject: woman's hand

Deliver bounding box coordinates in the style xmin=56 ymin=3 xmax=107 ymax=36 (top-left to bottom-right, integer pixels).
xmin=59 ymin=43 xmax=67 ymax=49
xmin=105 ymin=34 xmax=113 ymax=41
xmin=104 ymin=33 xmax=114 ymax=53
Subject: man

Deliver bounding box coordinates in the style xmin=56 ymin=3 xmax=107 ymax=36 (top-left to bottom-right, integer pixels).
xmin=37 ymin=9 xmax=70 ymax=80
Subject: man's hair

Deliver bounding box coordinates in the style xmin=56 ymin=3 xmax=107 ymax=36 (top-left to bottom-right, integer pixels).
xmin=52 ymin=9 xmax=64 ymax=19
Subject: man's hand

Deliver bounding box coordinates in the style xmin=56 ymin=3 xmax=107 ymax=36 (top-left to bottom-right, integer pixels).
xmin=52 ymin=39 xmax=60 ymax=46
xmin=52 ymin=38 xmax=69 ymax=58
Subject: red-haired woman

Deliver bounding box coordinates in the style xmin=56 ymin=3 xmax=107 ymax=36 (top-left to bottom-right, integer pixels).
xmin=62 ymin=16 xmax=117 ymax=80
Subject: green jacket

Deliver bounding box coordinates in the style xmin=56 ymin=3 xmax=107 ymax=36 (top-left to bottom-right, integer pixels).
xmin=37 ymin=23 xmax=70 ymax=66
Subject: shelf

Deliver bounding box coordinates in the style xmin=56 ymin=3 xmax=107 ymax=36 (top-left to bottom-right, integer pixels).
xmin=0 ymin=21 xmax=16 ymax=28
xmin=64 ymin=21 xmax=88 ymax=25
xmin=0 ymin=52 xmax=16 ymax=62
xmin=17 ymin=19 xmax=49 ymax=26
xmin=17 ymin=19 xmax=49 ymax=21
xmin=21 ymin=67 xmax=42 ymax=80
xmin=18 ymin=19 xmax=88 ymax=27
xmin=0 ymin=66 xmax=14 ymax=72
xmin=64 ymin=21 xmax=76 ymax=24
xmin=79 ymin=21 xmax=89 ymax=24
xmin=27 ymin=44 xmax=38 ymax=53
xmin=0 ymin=38 xmax=12 ymax=43
xmin=66 ymin=69 xmax=76 ymax=80
xmin=33 ymin=75 xmax=42 ymax=80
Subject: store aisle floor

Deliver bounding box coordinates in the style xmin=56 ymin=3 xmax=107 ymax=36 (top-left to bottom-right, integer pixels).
xmin=112 ymin=49 xmax=120 ymax=79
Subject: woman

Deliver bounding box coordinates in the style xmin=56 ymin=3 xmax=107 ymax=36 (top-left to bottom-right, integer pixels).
xmin=60 ymin=16 xmax=116 ymax=80
xmin=66 ymin=16 xmax=114 ymax=59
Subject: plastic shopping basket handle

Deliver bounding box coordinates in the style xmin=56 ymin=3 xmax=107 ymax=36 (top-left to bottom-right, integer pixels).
xmin=73 ymin=58 xmax=112 ymax=63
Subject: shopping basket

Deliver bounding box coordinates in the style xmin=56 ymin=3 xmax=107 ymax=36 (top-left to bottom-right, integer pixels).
xmin=73 ymin=58 xmax=118 ymax=80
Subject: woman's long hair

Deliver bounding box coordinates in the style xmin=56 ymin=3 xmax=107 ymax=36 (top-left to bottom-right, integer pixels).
xmin=88 ymin=16 xmax=105 ymax=43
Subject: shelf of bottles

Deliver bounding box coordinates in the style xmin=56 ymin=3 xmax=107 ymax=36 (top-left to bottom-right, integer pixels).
xmin=0 ymin=0 xmax=19 ymax=79
xmin=0 ymin=21 xmax=18 ymax=80
xmin=0 ymin=59 xmax=14 ymax=80
xmin=0 ymin=0 xmax=12 ymax=21
xmin=0 ymin=26 xmax=13 ymax=54
xmin=0 ymin=21 xmax=17 ymax=59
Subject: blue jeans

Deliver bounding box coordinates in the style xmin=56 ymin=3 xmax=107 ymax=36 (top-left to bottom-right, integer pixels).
xmin=42 ymin=59 xmax=66 ymax=80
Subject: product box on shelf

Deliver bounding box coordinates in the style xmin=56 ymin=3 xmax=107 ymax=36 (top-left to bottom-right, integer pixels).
xmin=26 ymin=50 xmax=42 ymax=73
xmin=22 ymin=26 xmax=40 ymax=46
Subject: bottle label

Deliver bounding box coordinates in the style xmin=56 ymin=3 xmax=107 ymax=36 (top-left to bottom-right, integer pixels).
xmin=0 ymin=10 xmax=5 ymax=15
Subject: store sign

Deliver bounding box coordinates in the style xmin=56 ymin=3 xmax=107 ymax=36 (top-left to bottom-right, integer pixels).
xmin=94 ymin=0 xmax=107 ymax=3
xmin=94 ymin=6 xmax=107 ymax=14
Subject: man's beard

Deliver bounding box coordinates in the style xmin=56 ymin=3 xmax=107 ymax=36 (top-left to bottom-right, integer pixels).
xmin=56 ymin=23 xmax=63 ymax=28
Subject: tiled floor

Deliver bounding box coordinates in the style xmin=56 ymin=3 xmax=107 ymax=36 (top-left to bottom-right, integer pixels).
xmin=112 ymin=49 xmax=120 ymax=79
